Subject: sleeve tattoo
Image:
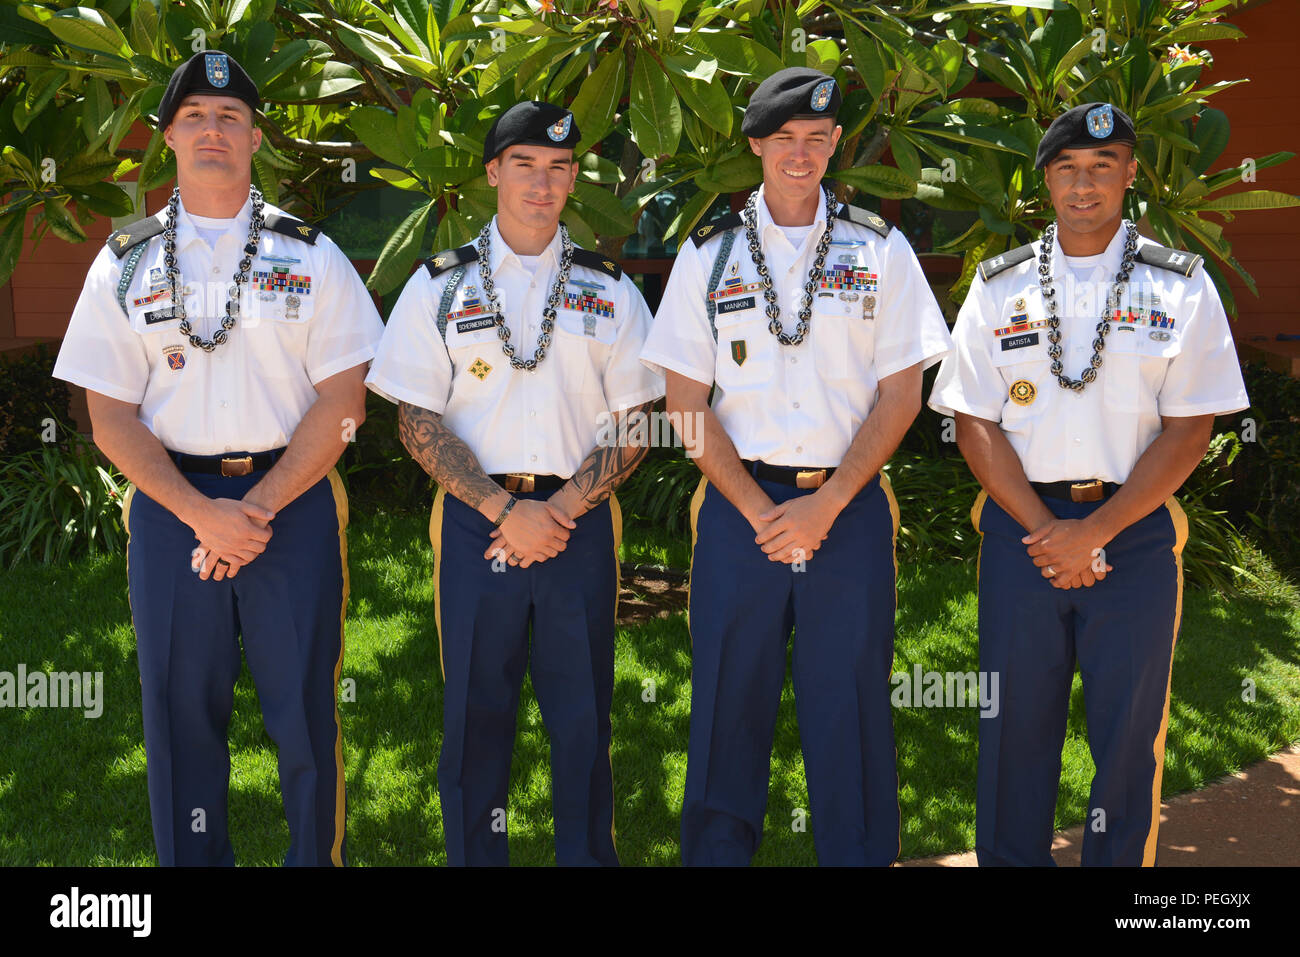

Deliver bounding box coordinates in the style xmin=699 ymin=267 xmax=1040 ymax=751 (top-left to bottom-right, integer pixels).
xmin=567 ymin=401 xmax=654 ymax=510
xmin=398 ymin=401 xmax=502 ymax=509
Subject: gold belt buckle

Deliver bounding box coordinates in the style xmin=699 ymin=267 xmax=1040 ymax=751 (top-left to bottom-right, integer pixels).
xmin=505 ymin=473 xmax=536 ymax=493
xmin=796 ymin=469 xmax=827 ymax=490
xmin=220 ymin=455 xmax=254 ymax=477
xmin=1070 ymin=480 xmax=1104 ymax=503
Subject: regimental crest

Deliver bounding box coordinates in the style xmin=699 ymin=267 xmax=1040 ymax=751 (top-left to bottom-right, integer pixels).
xmin=469 ymin=357 xmax=492 ymax=380
xmin=810 ymin=79 xmax=835 ymax=112
xmin=547 ymin=113 xmax=573 ymax=142
xmin=1085 ymin=103 xmax=1114 ymax=139
xmin=205 ymin=52 xmax=230 ymax=88
xmin=1009 ymin=379 xmax=1037 ymax=406
xmin=163 ymin=345 xmax=186 ymax=371
xmin=730 ymin=339 xmax=747 ymax=366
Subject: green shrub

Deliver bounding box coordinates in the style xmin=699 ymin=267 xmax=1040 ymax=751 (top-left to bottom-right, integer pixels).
xmin=0 ymin=425 xmax=126 ymax=568
xmin=0 ymin=346 xmax=71 ymax=461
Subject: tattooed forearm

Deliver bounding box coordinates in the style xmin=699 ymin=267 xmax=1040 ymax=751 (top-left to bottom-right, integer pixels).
xmin=567 ymin=402 xmax=654 ymax=510
xmin=398 ymin=402 xmax=503 ymax=509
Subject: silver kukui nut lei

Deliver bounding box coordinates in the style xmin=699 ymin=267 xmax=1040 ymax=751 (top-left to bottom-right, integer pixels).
xmin=1038 ymin=219 xmax=1139 ymax=392
xmin=476 ymin=221 xmax=574 ymax=371
xmin=163 ymin=185 xmax=266 ymax=353
xmin=742 ymin=186 xmax=839 ymax=346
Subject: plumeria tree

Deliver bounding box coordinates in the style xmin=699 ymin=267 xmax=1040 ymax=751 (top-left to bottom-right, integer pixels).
xmin=0 ymin=0 xmax=1295 ymax=313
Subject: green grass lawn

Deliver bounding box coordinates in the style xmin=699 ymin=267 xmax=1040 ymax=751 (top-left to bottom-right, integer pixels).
xmin=1 ymin=509 xmax=1297 ymax=865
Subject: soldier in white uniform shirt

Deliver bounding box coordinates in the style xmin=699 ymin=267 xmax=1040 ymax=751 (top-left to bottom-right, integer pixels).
xmin=640 ymin=68 xmax=952 ymax=866
xmin=929 ymin=102 xmax=1249 ymax=866
xmin=366 ymin=101 xmax=663 ymax=866
xmin=52 ymin=51 xmax=384 ymax=865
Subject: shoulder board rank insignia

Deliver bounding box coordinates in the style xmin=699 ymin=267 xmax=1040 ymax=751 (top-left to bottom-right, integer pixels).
xmin=105 ymin=215 xmax=165 ymax=259
xmin=690 ymin=212 xmax=743 ymax=247
xmin=836 ymin=204 xmax=892 ymax=239
xmin=1135 ymin=243 xmax=1203 ymax=278
xmin=572 ymin=248 xmax=623 ymax=280
xmin=425 ymin=245 xmax=478 ymax=278
xmin=261 ymin=213 xmax=320 ymax=245
xmin=977 ymin=243 xmax=1035 ymax=283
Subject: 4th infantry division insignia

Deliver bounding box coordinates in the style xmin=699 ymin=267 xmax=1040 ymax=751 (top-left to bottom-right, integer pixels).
xmin=469 ymin=357 xmax=492 ymax=380
xmin=730 ymin=340 xmax=747 ymax=366
xmin=1009 ymin=379 xmax=1036 ymax=406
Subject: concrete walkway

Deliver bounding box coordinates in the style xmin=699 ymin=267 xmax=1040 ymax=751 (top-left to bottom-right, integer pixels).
xmin=903 ymin=744 xmax=1300 ymax=866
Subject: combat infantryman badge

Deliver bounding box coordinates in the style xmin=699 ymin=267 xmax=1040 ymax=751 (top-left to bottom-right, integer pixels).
xmin=1009 ymin=379 xmax=1037 ymax=406
xmin=731 ymin=340 xmax=747 ymax=366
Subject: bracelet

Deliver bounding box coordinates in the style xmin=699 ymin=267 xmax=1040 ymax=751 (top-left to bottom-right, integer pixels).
xmin=492 ymin=496 xmax=517 ymax=527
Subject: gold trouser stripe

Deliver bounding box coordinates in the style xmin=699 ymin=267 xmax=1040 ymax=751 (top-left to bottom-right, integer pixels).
xmin=122 ymin=484 xmax=137 ymax=614
xmin=325 ymin=468 xmax=350 ymax=868
xmin=1142 ymin=496 xmax=1188 ymax=867
xmin=609 ymin=492 xmax=623 ymax=851
xmin=429 ymin=487 xmax=448 ymax=681
xmin=686 ymin=477 xmax=708 ymax=641
xmin=878 ymin=471 xmax=903 ymax=864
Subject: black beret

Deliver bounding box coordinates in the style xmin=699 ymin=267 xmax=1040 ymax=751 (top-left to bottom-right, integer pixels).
xmin=158 ymin=51 xmax=260 ymax=131
xmin=1035 ymin=102 xmax=1136 ymax=169
xmin=741 ymin=67 xmax=841 ymax=138
xmin=482 ymin=101 xmax=580 ymax=164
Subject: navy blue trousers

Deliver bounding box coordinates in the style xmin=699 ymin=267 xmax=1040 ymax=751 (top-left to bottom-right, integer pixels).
xmin=973 ymin=490 xmax=1186 ymax=866
xmin=124 ymin=461 xmax=348 ymax=866
xmin=431 ymin=488 xmax=620 ymax=866
xmin=683 ymin=474 xmax=901 ymax=866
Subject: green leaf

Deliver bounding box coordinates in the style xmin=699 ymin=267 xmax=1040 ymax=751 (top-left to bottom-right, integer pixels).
xmin=669 ymin=187 xmax=718 ymax=246
xmin=0 ymin=214 xmax=26 ymax=287
xmin=1190 ymin=107 xmax=1229 ymax=177
xmin=641 ymin=0 xmax=684 ymax=40
xmin=336 ymin=21 xmax=408 ymax=73
xmin=827 ymin=164 xmax=916 ymax=200
xmin=569 ymin=47 xmax=626 ymax=152
xmin=629 ymin=53 xmax=681 ymax=159
xmin=369 ymin=167 xmax=422 ymax=191
xmin=695 ymin=151 xmax=762 ymax=193
xmin=251 ymin=144 xmax=279 ymax=205
xmin=806 ymin=39 xmax=841 ymax=75
xmin=349 ymin=107 xmax=409 ymax=167
xmin=42 ymin=197 xmax=87 ymax=243
xmin=559 ymin=206 xmax=597 ymax=250
xmin=476 ymin=36 xmax=538 ymax=96
xmin=666 ymin=66 xmax=732 ymax=137
xmin=842 ymin=19 xmax=885 ymax=102
xmin=250 ymin=39 xmax=315 ymax=89
xmin=39 ymin=7 xmax=132 ymax=58
xmin=570 ymin=181 xmax=634 ymax=237
xmin=577 ymin=152 xmax=623 ymax=185
xmin=263 ymin=61 xmax=364 ymax=102
xmin=368 ymin=200 xmax=432 ymax=295
xmin=1195 ymin=190 xmax=1300 ymax=212
xmin=128 ymin=0 xmax=158 ymax=57
xmin=889 ymin=131 xmax=922 ymax=182
xmin=691 ymin=32 xmax=786 ymax=77
xmin=434 ymin=206 xmax=476 ymax=251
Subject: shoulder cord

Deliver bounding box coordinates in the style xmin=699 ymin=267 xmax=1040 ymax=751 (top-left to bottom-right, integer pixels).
xmin=704 ymin=229 xmax=738 ymax=343
xmin=435 ymin=266 xmax=467 ymax=343
xmin=115 ymin=242 xmax=151 ymax=314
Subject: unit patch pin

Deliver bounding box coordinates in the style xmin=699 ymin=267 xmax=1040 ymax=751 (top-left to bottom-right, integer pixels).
xmin=469 ymin=357 xmax=492 ymax=380
xmin=1009 ymin=379 xmax=1037 ymax=406
xmin=163 ymin=345 xmax=186 ymax=371
xmin=730 ymin=340 xmax=747 ymax=367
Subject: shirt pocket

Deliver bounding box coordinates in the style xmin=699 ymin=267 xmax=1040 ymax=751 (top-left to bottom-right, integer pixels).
xmin=990 ymin=342 xmax=1054 ymax=431
xmin=445 ymin=324 xmax=505 ymax=394
xmin=553 ymin=310 xmax=617 ymax=395
xmin=712 ymin=306 xmax=774 ymax=392
xmin=1103 ymin=326 xmax=1181 ymax=414
xmin=811 ymin=294 xmax=873 ymax=380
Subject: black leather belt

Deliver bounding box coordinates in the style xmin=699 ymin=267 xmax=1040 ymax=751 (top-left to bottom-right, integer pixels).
xmin=169 ymin=448 xmax=285 ymax=477
xmin=490 ymin=473 xmax=568 ymax=493
xmin=1031 ymin=480 xmax=1121 ymax=503
xmin=742 ymin=459 xmax=836 ymax=490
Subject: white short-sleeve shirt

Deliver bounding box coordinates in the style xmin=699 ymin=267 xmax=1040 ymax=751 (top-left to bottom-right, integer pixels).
xmin=53 ymin=194 xmax=384 ymax=455
xmin=639 ymin=184 xmax=952 ymax=466
xmin=928 ymin=222 xmax=1250 ymax=484
xmin=365 ymin=217 xmax=665 ymax=478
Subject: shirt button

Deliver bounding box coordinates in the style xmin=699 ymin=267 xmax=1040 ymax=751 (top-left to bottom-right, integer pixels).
xmin=792 ymin=401 xmax=800 ymax=409
xmin=220 ymin=400 xmax=229 ymax=409
xmin=1074 ymin=437 xmax=1082 ymax=445
xmin=212 ymin=266 xmax=220 ymax=274
xmin=224 ymin=446 xmax=231 ymax=453
xmin=790 ymin=356 xmax=798 ymax=364
xmin=795 ymin=445 xmax=803 ymax=454
xmin=530 ymin=410 xmax=537 ymax=417
xmin=530 ymin=454 xmax=538 ymax=463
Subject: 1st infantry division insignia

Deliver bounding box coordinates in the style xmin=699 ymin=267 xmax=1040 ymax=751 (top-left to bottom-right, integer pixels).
xmin=730 ymin=340 xmax=747 ymax=366
xmin=469 ymin=357 xmax=492 ymax=380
